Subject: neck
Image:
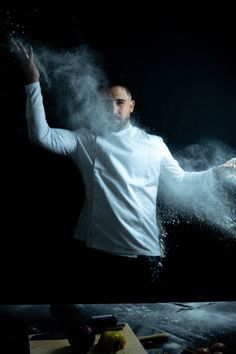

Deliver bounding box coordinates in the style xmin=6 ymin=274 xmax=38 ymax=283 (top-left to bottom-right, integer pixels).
xmin=112 ymin=118 xmax=131 ymax=132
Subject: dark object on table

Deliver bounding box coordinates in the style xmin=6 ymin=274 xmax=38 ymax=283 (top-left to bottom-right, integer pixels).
xmin=67 ymin=322 xmax=95 ymax=353
xmin=0 ymin=319 xmax=30 ymax=354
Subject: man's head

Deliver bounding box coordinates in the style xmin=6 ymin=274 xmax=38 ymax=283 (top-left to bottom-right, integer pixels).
xmin=107 ymin=84 xmax=135 ymax=130
xmin=98 ymin=72 xmax=135 ymax=131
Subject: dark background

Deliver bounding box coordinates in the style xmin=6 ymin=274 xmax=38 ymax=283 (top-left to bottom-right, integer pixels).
xmin=0 ymin=6 xmax=236 ymax=303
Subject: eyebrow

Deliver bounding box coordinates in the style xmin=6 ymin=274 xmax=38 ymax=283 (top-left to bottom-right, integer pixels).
xmin=115 ymin=98 xmax=126 ymax=103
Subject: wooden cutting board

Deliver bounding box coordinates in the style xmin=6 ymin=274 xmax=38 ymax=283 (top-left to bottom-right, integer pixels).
xmin=29 ymin=323 xmax=147 ymax=354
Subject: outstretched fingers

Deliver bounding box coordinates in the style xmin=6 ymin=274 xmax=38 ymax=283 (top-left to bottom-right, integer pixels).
xmin=8 ymin=37 xmax=40 ymax=83
xmin=15 ymin=39 xmax=31 ymax=62
xmin=223 ymin=157 xmax=236 ymax=170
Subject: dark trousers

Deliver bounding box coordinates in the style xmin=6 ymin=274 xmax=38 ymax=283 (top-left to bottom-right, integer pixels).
xmin=67 ymin=241 xmax=164 ymax=303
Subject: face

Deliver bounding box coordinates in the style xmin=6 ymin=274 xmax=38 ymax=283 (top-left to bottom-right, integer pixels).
xmin=108 ymin=86 xmax=135 ymax=131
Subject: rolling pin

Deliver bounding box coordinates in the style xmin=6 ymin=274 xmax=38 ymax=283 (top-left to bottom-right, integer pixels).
xmin=138 ymin=331 xmax=170 ymax=343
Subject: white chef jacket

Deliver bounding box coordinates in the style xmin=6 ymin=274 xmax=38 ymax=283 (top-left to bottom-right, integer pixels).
xmin=25 ymin=82 xmax=211 ymax=257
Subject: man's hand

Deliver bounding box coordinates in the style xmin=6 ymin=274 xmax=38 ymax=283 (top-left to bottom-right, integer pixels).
xmin=213 ymin=157 xmax=236 ymax=185
xmin=11 ymin=38 xmax=40 ymax=84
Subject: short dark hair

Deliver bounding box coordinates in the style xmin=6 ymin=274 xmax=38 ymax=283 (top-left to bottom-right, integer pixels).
xmin=98 ymin=72 xmax=134 ymax=98
xmin=108 ymin=73 xmax=133 ymax=97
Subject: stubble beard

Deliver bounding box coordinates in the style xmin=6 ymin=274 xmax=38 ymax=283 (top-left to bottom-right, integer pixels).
xmin=112 ymin=116 xmax=130 ymax=132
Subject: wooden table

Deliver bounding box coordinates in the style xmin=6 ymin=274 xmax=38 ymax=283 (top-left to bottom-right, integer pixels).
xmin=29 ymin=323 xmax=147 ymax=354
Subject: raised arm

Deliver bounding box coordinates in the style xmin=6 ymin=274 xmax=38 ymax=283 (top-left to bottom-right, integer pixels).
xmin=10 ymin=38 xmax=78 ymax=156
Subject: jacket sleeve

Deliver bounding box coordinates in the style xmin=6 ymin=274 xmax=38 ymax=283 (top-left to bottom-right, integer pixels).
xmin=159 ymin=139 xmax=217 ymax=215
xmin=25 ymin=82 xmax=77 ymax=156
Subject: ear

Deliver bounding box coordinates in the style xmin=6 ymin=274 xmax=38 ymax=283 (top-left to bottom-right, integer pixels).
xmin=130 ymin=100 xmax=135 ymax=113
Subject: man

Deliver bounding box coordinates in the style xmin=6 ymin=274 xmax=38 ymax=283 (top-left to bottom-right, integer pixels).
xmin=13 ymin=41 xmax=236 ymax=302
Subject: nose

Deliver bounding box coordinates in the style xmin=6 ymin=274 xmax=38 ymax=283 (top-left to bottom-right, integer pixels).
xmin=112 ymin=101 xmax=118 ymax=114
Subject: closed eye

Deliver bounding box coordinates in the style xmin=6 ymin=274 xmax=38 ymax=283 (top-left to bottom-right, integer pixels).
xmin=115 ymin=99 xmax=126 ymax=105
